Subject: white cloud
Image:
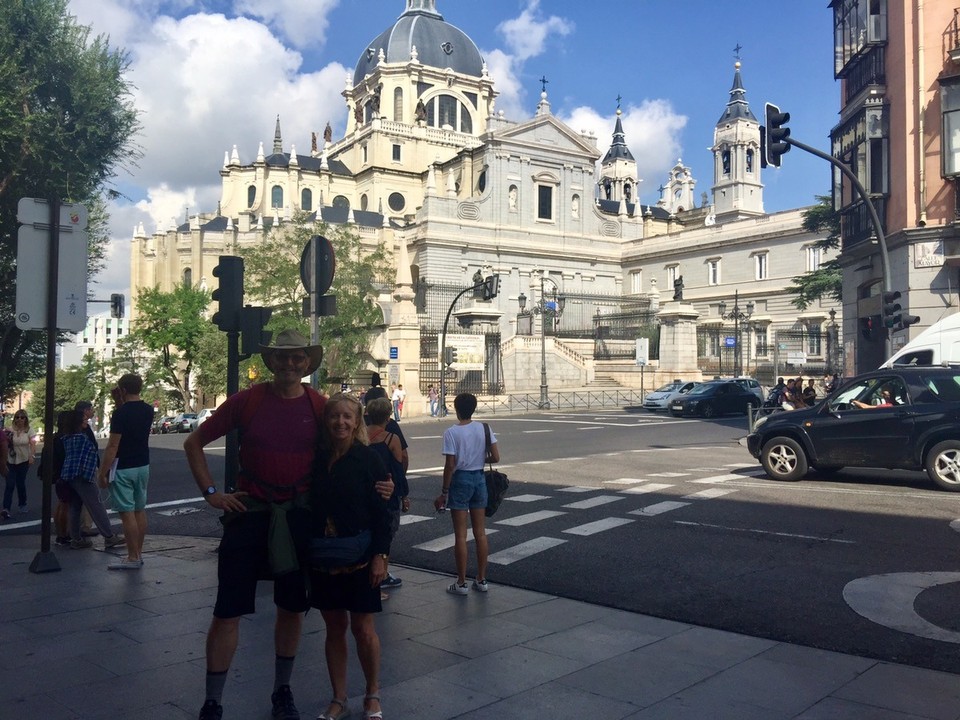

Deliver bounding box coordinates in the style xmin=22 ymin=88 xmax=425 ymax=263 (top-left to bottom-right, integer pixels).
xmin=484 ymin=0 xmax=575 ymax=122
xmin=496 ymin=0 xmax=573 ymax=62
xmin=561 ymin=101 xmax=688 ymax=200
xmin=232 ymin=0 xmax=339 ymax=50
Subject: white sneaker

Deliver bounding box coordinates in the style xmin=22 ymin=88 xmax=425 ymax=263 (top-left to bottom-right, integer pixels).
xmin=446 ymin=581 xmax=469 ymax=595
xmin=472 ymin=579 xmax=489 ymax=592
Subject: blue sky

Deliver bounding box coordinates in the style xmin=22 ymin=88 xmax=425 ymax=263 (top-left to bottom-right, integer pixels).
xmin=68 ymin=0 xmax=838 ymax=297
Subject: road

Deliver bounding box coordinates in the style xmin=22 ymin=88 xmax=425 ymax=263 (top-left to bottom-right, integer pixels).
xmin=4 ymin=408 xmax=960 ymax=674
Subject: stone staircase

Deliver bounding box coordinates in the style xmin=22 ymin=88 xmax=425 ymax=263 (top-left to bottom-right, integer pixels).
xmin=587 ymin=374 xmax=624 ymax=389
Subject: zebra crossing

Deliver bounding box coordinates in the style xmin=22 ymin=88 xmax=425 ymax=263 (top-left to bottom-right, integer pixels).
xmin=403 ymin=462 xmax=769 ymax=565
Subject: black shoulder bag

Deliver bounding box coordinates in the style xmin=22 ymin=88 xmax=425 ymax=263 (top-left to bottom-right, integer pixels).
xmin=482 ymin=423 xmax=508 ymax=517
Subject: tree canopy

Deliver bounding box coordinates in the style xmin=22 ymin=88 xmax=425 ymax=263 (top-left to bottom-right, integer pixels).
xmin=241 ymin=213 xmax=389 ymax=388
xmin=0 ymin=0 xmax=140 ymax=400
xmin=787 ymin=195 xmax=843 ymax=311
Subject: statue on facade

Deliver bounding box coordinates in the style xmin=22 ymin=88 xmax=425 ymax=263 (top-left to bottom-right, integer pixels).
xmin=472 ymin=269 xmax=484 ymax=298
xmin=673 ymin=275 xmax=684 ymax=301
xmin=414 ymin=98 xmax=427 ymax=123
xmin=354 ymin=102 xmax=364 ymax=126
xmin=323 ymin=122 xmax=333 ymax=143
xmin=371 ymin=85 xmax=382 ymax=115
xmin=311 ymin=131 xmax=317 ymax=153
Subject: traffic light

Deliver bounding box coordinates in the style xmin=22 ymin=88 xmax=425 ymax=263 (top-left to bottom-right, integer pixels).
xmin=443 ymin=346 xmax=458 ymax=366
xmin=900 ymin=312 xmax=921 ymax=330
xmin=211 ymin=256 xmax=244 ymax=331
xmin=764 ymin=102 xmax=791 ymax=168
xmin=482 ymin=274 xmax=500 ymax=301
xmin=881 ymin=290 xmax=902 ymax=329
xmin=110 ymin=293 xmax=124 ymax=319
xmin=240 ymin=305 xmax=273 ymax=355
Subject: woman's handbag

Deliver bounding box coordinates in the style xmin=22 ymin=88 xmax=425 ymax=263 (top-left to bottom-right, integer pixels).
xmin=482 ymin=423 xmax=508 ymax=517
xmin=310 ymin=529 xmax=372 ymax=569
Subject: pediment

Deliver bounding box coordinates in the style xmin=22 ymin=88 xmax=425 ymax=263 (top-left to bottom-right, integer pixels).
xmin=494 ymin=115 xmax=601 ymax=160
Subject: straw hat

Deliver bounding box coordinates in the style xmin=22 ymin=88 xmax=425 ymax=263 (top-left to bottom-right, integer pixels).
xmin=260 ymin=329 xmax=324 ymax=376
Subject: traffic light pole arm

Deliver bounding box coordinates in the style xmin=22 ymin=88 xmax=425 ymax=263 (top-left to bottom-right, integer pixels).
xmin=439 ymin=279 xmax=486 ymax=416
xmin=785 ymin=135 xmax=893 ymax=359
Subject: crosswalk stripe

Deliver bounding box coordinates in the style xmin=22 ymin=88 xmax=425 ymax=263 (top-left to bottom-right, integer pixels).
xmin=605 ymin=478 xmax=646 ymax=485
xmin=412 ymin=528 xmax=499 ymax=552
xmin=557 ymin=486 xmax=595 ymax=493
xmin=562 ymin=495 xmax=626 ymax=510
xmin=563 ymin=518 xmax=635 ymax=536
xmin=684 ymin=488 xmax=738 ymax=500
xmin=399 ymin=514 xmax=435 ymax=526
xmin=578 ymin=426 xmax=604 ymax=430
xmin=524 ymin=460 xmax=552 ymax=465
xmin=690 ymin=474 xmax=745 ymax=484
xmin=620 ymin=483 xmax=674 ymax=495
xmin=647 ymin=472 xmax=691 ymax=478
xmin=495 ymin=510 xmax=566 ymax=526
xmin=507 ymin=494 xmax=551 ymax=503
xmin=630 ymin=501 xmax=690 ymax=516
xmin=488 ymin=537 xmax=567 ymax=564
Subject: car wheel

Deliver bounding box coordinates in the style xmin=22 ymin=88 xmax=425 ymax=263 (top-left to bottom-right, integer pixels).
xmin=701 ymin=403 xmax=716 ymax=418
xmin=925 ymin=440 xmax=960 ymax=492
xmin=760 ymin=437 xmax=808 ymax=481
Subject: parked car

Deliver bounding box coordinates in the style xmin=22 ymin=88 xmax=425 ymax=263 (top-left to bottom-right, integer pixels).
xmin=154 ymin=416 xmax=175 ymax=434
xmin=746 ymin=367 xmax=960 ymax=491
xmin=670 ymin=381 xmax=760 ymax=418
xmin=171 ymin=413 xmax=197 ymax=433
xmin=644 ymin=380 xmax=699 ymax=412
xmin=710 ymin=377 xmax=765 ymax=403
xmin=193 ymin=407 xmax=215 ymax=430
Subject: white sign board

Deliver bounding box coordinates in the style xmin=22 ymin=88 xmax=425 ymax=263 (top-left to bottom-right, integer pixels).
xmin=15 ymin=199 xmax=88 ymax=332
xmin=443 ymin=333 xmax=485 ymax=371
xmin=787 ymin=352 xmax=807 ymax=366
xmin=635 ymin=337 xmax=649 ymax=366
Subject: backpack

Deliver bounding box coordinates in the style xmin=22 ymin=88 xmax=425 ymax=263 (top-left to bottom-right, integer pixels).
xmin=368 ymin=431 xmax=407 ymax=511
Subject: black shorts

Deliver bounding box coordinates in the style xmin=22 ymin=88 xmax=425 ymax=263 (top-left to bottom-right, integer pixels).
xmin=310 ymin=565 xmax=382 ymax=614
xmin=214 ymin=509 xmax=311 ymax=619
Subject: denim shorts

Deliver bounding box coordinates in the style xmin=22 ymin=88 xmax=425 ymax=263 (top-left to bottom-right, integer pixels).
xmin=447 ymin=469 xmax=487 ymax=511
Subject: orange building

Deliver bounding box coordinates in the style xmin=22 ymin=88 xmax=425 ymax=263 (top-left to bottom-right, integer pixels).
xmin=831 ymin=1 xmax=960 ymax=371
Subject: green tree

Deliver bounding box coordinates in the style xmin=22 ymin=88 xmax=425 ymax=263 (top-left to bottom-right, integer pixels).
xmin=241 ymin=213 xmax=388 ymax=387
xmin=0 ymin=0 xmax=140 ymax=401
xmin=107 ymin=331 xmax=169 ymax=411
xmin=193 ymin=323 xmax=228 ymax=405
xmin=24 ymin=352 xmax=106 ymax=423
xmin=786 ymin=195 xmax=843 ymax=311
xmin=133 ymin=284 xmax=211 ymax=412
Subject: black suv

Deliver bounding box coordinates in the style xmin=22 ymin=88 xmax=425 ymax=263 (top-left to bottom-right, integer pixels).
xmin=746 ymin=367 xmax=960 ymax=491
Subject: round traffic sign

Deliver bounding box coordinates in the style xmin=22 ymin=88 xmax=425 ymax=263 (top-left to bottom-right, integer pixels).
xmin=299 ymin=235 xmax=336 ymax=296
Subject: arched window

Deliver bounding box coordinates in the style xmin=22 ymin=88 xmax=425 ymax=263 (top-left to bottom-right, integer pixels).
xmin=746 ymin=149 xmax=754 ymax=173
xmin=247 ymin=185 xmax=256 ymax=208
xmin=183 ymin=268 xmax=192 ymax=287
xmin=271 ymin=185 xmax=283 ymax=208
xmin=301 ymin=188 xmax=312 ymax=211
xmin=722 ymin=150 xmax=731 ymax=176
xmin=394 ymin=87 xmax=403 ymax=122
xmin=424 ymin=94 xmax=473 ymax=133
xmin=360 ymin=194 xmax=368 ymax=211
xmin=332 ymin=195 xmax=350 ymax=211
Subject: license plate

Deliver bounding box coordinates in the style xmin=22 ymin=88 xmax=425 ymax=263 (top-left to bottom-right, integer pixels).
xmin=671 ymin=403 xmax=683 ymax=411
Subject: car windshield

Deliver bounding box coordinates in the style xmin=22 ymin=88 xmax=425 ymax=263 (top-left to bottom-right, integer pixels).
xmin=687 ymin=384 xmax=714 ymax=396
xmin=655 ymin=382 xmax=680 ymax=392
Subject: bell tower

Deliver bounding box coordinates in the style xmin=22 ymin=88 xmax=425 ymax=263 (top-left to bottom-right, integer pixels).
xmin=711 ymin=61 xmax=763 ymax=221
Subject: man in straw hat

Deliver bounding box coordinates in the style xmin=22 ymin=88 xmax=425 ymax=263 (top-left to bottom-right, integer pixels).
xmin=185 ymin=329 xmax=392 ymax=720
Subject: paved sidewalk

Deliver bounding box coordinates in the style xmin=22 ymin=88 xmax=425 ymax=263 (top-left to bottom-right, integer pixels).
xmin=3 ymin=535 xmax=960 ymax=720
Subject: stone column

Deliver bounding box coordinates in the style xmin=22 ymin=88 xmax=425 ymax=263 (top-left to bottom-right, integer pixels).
xmin=657 ymin=301 xmax=701 ymax=374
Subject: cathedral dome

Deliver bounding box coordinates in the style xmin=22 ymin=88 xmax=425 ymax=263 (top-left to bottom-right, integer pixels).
xmin=353 ymin=1 xmax=484 ymax=86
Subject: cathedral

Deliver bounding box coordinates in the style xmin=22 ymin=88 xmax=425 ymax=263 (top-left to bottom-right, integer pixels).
xmin=130 ymin=0 xmax=836 ymax=411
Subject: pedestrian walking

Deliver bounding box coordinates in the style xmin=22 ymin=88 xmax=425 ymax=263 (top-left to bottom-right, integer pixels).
xmin=75 ymin=400 xmax=100 ymax=537
xmin=427 ymin=384 xmax=438 ymax=417
xmin=183 ymin=330 xmax=392 ymax=720
xmin=96 ymin=374 xmax=154 ymax=570
xmin=434 ymin=393 xmax=499 ymax=595
xmin=390 ymin=384 xmax=402 ymax=422
xmin=2 ymin=411 xmax=35 ymax=516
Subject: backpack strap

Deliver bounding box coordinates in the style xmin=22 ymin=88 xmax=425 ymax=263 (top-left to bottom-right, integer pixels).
xmin=239 ymin=382 xmax=325 ymax=430
xmin=483 ymin=422 xmax=494 ymax=468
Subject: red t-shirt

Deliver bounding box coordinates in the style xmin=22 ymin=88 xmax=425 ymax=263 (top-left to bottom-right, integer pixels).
xmin=198 ymin=386 xmax=324 ymax=501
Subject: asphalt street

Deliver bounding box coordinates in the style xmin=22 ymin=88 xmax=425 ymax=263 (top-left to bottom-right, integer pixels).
xmin=4 ymin=408 xmax=960 ymax=675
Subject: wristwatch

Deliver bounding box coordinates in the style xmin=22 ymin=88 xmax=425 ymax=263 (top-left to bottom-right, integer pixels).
xmin=377 ymin=553 xmax=389 ymax=561
xmin=204 ymin=485 xmax=217 ymax=496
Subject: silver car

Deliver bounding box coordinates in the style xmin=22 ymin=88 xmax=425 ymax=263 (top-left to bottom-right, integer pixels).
xmin=643 ymin=381 xmax=699 ymax=411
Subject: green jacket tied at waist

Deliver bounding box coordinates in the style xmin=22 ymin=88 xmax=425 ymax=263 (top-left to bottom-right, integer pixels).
xmin=220 ymin=494 xmax=307 ymax=576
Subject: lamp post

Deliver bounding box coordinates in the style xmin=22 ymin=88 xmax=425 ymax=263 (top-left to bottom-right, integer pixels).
xmin=827 ymin=308 xmax=838 ymax=375
xmin=518 ymin=272 xmax=564 ymax=409
xmin=718 ymin=290 xmax=754 ymax=377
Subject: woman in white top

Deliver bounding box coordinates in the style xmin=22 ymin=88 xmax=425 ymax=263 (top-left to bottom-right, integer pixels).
xmin=3 ymin=411 xmax=36 ymax=517
xmin=434 ymin=393 xmax=499 ymax=595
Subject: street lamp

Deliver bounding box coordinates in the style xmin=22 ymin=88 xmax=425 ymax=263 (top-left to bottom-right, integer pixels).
xmin=718 ymin=290 xmax=754 ymax=377
xmin=827 ymin=308 xmax=838 ymax=375
xmin=517 ymin=272 xmax=565 ymax=409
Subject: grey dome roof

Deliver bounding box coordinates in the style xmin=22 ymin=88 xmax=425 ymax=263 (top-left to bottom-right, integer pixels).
xmin=353 ymin=2 xmax=483 ymax=85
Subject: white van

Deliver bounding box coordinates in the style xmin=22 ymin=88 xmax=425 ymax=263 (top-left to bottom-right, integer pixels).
xmin=881 ymin=313 xmax=960 ymax=368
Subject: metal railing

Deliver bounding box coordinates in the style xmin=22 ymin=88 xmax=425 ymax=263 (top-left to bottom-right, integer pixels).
xmin=473 ymin=389 xmax=645 ymax=414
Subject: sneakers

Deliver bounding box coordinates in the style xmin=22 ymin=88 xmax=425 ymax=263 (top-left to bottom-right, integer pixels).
xmin=70 ymin=538 xmax=93 ymax=549
xmin=270 ymin=684 xmax=300 ymax=720
xmin=81 ymin=528 xmax=100 ymax=537
xmin=446 ymin=581 xmax=469 ymax=595
xmin=55 ymin=536 xmax=71 ymax=546
xmin=198 ymin=699 xmax=223 ymax=720
xmin=472 ymin=579 xmax=489 ymax=593
xmin=18 ymin=505 xmax=27 ymax=514
xmin=0 ymin=509 xmax=9 ymax=520
xmin=104 ymin=533 xmax=126 ymax=549
xmin=108 ymin=558 xmax=143 ymax=571
xmin=380 ymin=573 xmax=403 ymax=589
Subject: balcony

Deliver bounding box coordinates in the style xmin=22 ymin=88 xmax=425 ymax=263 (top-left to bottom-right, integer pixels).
xmin=843 ymin=47 xmax=886 ymax=104
xmin=949 ymin=9 xmax=960 ymax=63
xmin=840 ymin=196 xmax=888 ymax=252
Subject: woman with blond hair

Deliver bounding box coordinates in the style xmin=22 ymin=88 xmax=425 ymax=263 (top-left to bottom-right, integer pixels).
xmin=2 ymin=410 xmax=36 ymax=517
xmin=310 ymin=393 xmax=392 ymax=720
